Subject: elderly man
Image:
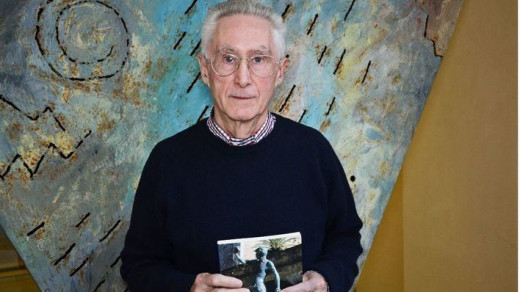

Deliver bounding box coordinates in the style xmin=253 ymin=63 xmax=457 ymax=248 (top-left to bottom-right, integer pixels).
xmin=120 ymin=0 xmax=363 ymax=291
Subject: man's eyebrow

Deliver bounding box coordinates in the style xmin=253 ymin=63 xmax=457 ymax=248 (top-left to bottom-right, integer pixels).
xmin=217 ymin=45 xmax=238 ymax=53
xmin=248 ymin=48 xmax=272 ymax=55
xmin=216 ymin=45 xmax=272 ymax=55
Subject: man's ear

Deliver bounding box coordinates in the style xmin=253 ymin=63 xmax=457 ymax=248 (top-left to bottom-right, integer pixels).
xmin=197 ymin=54 xmax=210 ymax=86
xmin=275 ymin=57 xmax=288 ymax=87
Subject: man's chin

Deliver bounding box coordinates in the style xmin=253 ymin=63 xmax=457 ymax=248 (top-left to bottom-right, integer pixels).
xmin=215 ymin=107 xmax=268 ymax=125
xmin=228 ymin=114 xmax=257 ymax=123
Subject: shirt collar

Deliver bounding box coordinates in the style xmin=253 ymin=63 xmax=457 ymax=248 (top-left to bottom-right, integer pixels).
xmin=206 ymin=110 xmax=276 ymax=146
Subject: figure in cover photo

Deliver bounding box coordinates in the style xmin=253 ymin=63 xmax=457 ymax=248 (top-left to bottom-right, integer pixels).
xmin=240 ymin=247 xmax=280 ymax=292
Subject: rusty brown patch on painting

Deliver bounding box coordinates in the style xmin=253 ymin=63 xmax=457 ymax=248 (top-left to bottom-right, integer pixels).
xmin=417 ymin=0 xmax=464 ymax=56
xmin=96 ymin=113 xmax=116 ymax=132
xmin=320 ymin=119 xmax=331 ymax=132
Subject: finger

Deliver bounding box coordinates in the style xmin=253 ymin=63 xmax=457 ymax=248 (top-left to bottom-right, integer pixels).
xmin=210 ymin=274 xmax=243 ymax=287
xmin=281 ymin=281 xmax=313 ymax=292
xmin=194 ymin=288 xmax=248 ymax=292
xmin=201 ymin=273 xmax=243 ymax=288
xmin=212 ymin=289 xmax=249 ymax=292
xmin=303 ymin=271 xmax=328 ymax=291
xmin=281 ymin=272 xmax=327 ymax=292
xmin=302 ymin=270 xmax=322 ymax=281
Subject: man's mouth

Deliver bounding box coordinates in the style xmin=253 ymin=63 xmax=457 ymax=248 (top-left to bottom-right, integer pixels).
xmin=230 ymin=95 xmax=255 ymax=99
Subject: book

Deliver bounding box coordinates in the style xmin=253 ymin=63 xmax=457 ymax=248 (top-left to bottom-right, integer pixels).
xmin=217 ymin=232 xmax=303 ymax=291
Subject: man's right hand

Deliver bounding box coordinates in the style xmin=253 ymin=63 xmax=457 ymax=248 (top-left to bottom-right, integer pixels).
xmin=190 ymin=273 xmax=250 ymax=292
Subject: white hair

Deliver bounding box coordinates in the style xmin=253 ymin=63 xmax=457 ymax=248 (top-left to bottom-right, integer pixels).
xmin=201 ymin=0 xmax=287 ymax=59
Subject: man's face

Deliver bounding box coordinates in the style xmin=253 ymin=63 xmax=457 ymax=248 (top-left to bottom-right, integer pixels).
xmin=198 ymin=14 xmax=287 ymax=125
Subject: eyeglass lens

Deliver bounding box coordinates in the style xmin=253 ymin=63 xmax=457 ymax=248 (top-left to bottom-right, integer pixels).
xmin=211 ymin=53 xmax=277 ymax=78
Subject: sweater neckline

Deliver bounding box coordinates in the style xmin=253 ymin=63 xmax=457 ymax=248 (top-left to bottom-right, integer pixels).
xmin=200 ymin=113 xmax=285 ymax=154
xmin=206 ymin=111 xmax=276 ymax=146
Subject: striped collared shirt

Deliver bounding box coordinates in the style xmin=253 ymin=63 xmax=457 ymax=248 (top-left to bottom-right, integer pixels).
xmin=206 ymin=111 xmax=276 ymax=146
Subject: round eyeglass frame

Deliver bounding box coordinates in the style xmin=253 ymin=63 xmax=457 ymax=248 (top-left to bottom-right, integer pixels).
xmin=206 ymin=53 xmax=283 ymax=79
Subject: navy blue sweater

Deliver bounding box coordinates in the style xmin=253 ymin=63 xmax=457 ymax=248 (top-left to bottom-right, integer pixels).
xmin=121 ymin=114 xmax=363 ymax=291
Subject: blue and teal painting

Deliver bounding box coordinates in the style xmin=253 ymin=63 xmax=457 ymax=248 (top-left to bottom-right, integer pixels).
xmin=0 ymin=0 xmax=463 ymax=290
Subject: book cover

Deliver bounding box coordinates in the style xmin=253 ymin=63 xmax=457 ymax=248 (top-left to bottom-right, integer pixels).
xmin=217 ymin=232 xmax=303 ymax=291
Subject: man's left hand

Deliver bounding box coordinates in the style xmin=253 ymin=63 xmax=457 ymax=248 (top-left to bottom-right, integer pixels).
xmin=281 ymin=270 xmax=328 ymax=292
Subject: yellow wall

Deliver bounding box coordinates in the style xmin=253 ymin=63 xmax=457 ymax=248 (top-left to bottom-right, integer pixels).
xmin=357 ymin=0 xmax=517 ymax=291
xmin=357 ymin=173 xmax=404 ymax=291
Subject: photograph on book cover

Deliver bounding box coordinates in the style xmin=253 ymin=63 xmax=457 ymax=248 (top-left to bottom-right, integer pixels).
xmin=218 ymin=232 xmax=302 ymax=291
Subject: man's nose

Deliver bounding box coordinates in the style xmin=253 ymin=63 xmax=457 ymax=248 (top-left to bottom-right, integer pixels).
xmin=234 ymin=59 xmax=252 ymax=88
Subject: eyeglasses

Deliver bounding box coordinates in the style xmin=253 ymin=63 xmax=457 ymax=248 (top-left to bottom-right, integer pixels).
xmin=207 ymin=52 xmax=282 ymax=78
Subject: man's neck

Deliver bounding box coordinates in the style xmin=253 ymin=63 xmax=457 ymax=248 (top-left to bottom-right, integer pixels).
xmin=213 ymin=112 xmax=268 ymax=139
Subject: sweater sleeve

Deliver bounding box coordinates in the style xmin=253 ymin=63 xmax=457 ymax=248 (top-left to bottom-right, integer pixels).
xmin=120 ymin=144 xmax=196 ymax=291
xmin=308 ymin=141 xmax=363 ymax=292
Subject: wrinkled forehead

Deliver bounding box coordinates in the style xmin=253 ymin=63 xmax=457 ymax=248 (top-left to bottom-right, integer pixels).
xmin=216 ymin=45 xmax=273 ymax=56
xmin=210 ymin=14 xmax=275 ymax=56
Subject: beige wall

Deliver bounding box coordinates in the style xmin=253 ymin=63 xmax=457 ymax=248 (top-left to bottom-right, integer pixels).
xmin=357 ymin=0 xmax=517 ymax=291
